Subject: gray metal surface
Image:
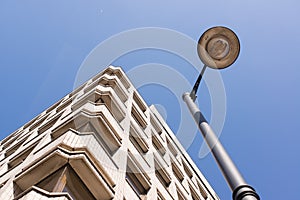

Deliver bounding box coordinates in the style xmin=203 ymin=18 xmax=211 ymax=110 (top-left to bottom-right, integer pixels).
xmin=182 ymin=92 xmax=260 ymax=200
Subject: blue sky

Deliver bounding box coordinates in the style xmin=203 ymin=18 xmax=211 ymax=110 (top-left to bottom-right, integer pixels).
xmin=1 ymin=1 xmax=299 ymax=199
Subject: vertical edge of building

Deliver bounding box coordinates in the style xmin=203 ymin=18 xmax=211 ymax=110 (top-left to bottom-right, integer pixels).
xmin=0 ymin=66 xmax=220 ymax=200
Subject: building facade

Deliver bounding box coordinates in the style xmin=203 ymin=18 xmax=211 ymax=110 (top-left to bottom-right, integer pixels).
xmin=0 ymin=66 xmax=219 ymax=200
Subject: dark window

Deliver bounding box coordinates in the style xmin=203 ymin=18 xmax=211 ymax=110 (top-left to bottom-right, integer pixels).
xmin=126 ymin=157 xmax=150 ymax=197
xmin=131 ymin=105 xmax=147 ymax=129
xmin=182 ymin=161 xmax=193 ymax=178
xmin=154 ymin=160 xmax=171 ymax=189
xmin=152 ymin=134 xmax=166 ymax=156
xmin=166 ymin=138 xmax=178 ymax=157
xmin=37 ymin=165 xmax=96 ymax=200
xmin=172 ymin=163 xmax=184 ymax=183
xmin=197 ymin=180 xmax=208 ymax=199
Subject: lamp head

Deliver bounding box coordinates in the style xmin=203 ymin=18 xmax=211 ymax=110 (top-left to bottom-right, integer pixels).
xmin=197 ymin=26 xmax=240 ymax=69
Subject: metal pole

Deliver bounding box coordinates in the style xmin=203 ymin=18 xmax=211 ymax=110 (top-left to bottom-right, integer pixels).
xmin=190 ymin=65 xmax=207 ymax=101
xmin=183 ymin=92 xmax=260 ymax=200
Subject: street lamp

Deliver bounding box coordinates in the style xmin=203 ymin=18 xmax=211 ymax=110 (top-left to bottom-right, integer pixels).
xmin=183 ymin=26 xmax=260 ymax=200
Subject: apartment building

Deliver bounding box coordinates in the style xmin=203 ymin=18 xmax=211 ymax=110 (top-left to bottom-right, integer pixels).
xmin=0 ymin=66 xmax=219 ymax=200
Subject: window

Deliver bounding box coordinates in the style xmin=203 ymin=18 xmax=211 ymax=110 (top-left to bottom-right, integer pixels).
xmin=154 ymin=159 xmax=171 ymax=189
xmin=166 ymin=138 xmax=178 ymax=157
xmin=29 ymin=113 xmax=49 ymax=131
xmin=189 ymin=182 xmax=201 ymax=200
xmin=8 ymin=141 xmax=38 ymax=170
xmin=152 ymin=133 xmax=166 ymax=156
xmin=182 ymin=161 xmax=193 ymax=179
xmin=16 ymin=130 xmax=29 ymax=142
xmin=5 ymin=136 xmax=29 ymax=158
xmin=38 ymin=113 xmax=62 ymax=134
xmin=45 ymin=99 xmax=63 ymax=114
xmin=72 ymin=89 xmax=126 ymax=123
xmin=130 ymin=134 xmax=145 ymax=154
xmin=131 ymin=105 xmax=147 ymax=129
xmin=155 ymin=169 xmax=169 ymax=188
xmin=157 ymin=190 xmax=165 ymax=200
xmin=56 ymin=98 xmax=72 ymax=113
xmin=126 ymin=171 xmax=147 ymax=196
xmin=23 ymin=117 xmax=39 ymax=130
xmin=129 ymin=126 xmax=150 ymax=167
xmin=197 ymin=180 xmax=208 ymax=199
xmin=150 ymin=116 xmax=163 ymax=135
xmin=1 ymin=134 xmax=17 ymax=151
xmin=133 ymin=92 xmax=147 ymax=112
xmin=36 ymin=165 xmax=95 ymax=200
xmin=129 ymin=126 xmax=149 ymax=154
xmin=126 ymin=155 xmax=151 ymax=197
xmin=176 ymin=185 xmax=186 ymax=200
xmin=99 ymin=93 xmax=126 ymax=122
xmin=171 ymin=162 xmax=184 ymax=183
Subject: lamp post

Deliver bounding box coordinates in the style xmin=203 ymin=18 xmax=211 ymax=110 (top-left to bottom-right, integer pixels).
xmin=183 ymin=26 xmax=260 ymax=200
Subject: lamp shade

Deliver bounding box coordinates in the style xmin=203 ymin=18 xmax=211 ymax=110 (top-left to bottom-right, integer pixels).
xmin=197 ymin=26 xmax=240 ymax=69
